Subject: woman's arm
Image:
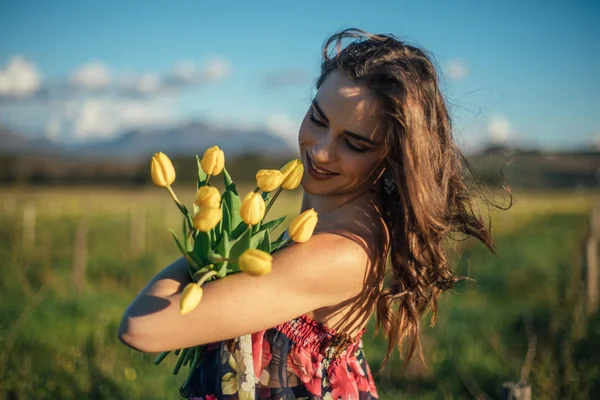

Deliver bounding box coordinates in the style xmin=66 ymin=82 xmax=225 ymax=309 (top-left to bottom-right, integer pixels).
xmin=118 ymin=233 xmax=371 ymax=353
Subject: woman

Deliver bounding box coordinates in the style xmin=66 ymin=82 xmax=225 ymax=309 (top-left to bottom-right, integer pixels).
xmin=119 ymin=28 xmax=497 ymax=399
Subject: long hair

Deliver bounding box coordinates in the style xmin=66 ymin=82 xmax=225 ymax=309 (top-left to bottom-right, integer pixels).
xmin=316 ymin=28 xmax=508 ymax=369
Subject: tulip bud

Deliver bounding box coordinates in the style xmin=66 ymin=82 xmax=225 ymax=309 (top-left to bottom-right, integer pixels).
xmin=200 ymin=146 xmax=225 ymax=176
xmin=193 ymin=207 xmax=222 ymax=232
xmin=194 ymin=186 xmax=221 ymax=209
xmin=151 ymin=152 xmax=176 ymax=187
xmin=239 ymin=248 xmax=273 ymax=276
xmin=280 ymin=159 xmax=304 ymax=190
xmin=179 ymin=283 xmax=203 ymax=314
xmin=240 ymin=191 xmax=265 ymax=225
xmin=256 ymin=169 xmax=283 ymax=192
xmin=289 ymin=208 xmax=318 ymax=243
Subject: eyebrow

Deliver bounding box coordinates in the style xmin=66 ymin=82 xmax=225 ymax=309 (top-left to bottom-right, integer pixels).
xmin=311 ymin=99 xmax=380 ymax=146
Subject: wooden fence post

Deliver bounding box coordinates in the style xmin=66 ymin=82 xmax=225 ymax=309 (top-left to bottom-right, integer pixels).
xmin=71 ymin=218 xmax=88 ymax=295
xmin=22 ymin=203 xmax=36 ymax=251
xmin=501 ymin=383 xmax=531 ymax=400
xmin=586 ymin=205 xmax=599 ymax=315
xmin=501 ymin=316 xmax=536 ymax=399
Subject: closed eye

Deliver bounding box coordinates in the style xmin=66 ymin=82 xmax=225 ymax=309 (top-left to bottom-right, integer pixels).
xmin=345 ymin=140 xmax=368 ymax=153
xmin=309 ymin=112 xmax=369 ymax=153
xmin=308 ymin=113 xmax=326 ymax=128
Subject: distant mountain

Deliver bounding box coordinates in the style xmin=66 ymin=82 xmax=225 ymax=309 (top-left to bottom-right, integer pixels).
xmin=0 ymin=121 xmax=296 ymax=160
xmin=0 ymin=125 xmax=61 ymax=155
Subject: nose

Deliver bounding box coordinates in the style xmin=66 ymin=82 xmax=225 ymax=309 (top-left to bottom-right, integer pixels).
xmin=311 ymin=132 xmax=335 ymax=164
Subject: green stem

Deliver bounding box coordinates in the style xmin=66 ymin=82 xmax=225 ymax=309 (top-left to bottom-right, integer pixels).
xmin=263 ymin=187 xmax=283 ymax=220
xmin=172 ymin=348 xmax=190 ymax=375
xmin=183 ymin=347 xmax=205 ymax=387
xmin=205 ymin=175 xmax=211 ymax=186
xmin=166 ymin=185 xmax=182 ymax=207
xmin=197 ymin=270 xmax=218 ymax=286
xmin=168 ymin=185 xmax=193 ymax=230
xmin=153 ymin=351 xmax=170 ymax=365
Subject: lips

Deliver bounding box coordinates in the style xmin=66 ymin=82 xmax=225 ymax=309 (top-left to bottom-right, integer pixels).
xmin=305 ymin=152 xmax=339 ymax=179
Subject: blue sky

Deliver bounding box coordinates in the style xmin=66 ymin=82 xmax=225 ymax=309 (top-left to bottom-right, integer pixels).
xmin=0 ymin=0 xmax=598 ymax=151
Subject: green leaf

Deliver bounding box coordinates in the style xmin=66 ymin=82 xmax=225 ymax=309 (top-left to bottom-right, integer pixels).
xmin=256 ymin=230 xmax=271 ymax=253
xmin=222 ymin=166 xmax=234 ymax=188
xmin=270 ymin=230 xmax=289 ymax=252
xmin=258 ymin=216 xmax=286 ymax=235
xmin=196 ymin=155 xmax=207 ymax=188
xmin=170 ymin=230 xmax=200 ymax=269
xmin=274 ymin=229 xmax=287 ymax=242
xmin=170 ymin=229 xmax=187 ymax=257
xmin=192 ymin=231 xmax=211 ymax=264
xmin=216 ymin=230 xmax=230 ymax=277
xmin=221 ymin=199 xmax=232 ymax=233
xmin=231 ymin=222 xmax=247 ymax=241
xmin=270 ymin=238 xmax=289 ymax=252
xmin=224 ymin=191 xmax=242 ymax=233
xmin=229 ymin=227 xmax=251 ymax=262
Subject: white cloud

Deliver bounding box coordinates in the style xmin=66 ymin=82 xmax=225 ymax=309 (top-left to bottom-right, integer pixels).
xmin=487 ymin=114 xmax=513 ymax=144
xmin=201 ymin=57 xmax=231 ymax=82
xmin=0 ymin=56 xmax=42 ymax=97
xmin=172 ymin=60 xmax=199 ymax=83
xmin=266 ymin=113 xmax=299 ymax=147
xmin=135 ymin=73 xmax=161 ymax=94
xmin=71 ymin=97 xmax=177 ymax=140
xmin=73 ymin=99 xmax=119 ymax=139
xmin=70 ymin=61 xmax=110 ymax=89
xmin=444 ymin=59 xmax=469 ymax=81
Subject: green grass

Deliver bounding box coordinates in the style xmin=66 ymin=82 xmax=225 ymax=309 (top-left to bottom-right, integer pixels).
xmin=0 ymin=186 xmax=598 ymax=399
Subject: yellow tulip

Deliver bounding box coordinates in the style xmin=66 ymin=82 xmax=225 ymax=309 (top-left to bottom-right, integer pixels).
xmin=239 ymin=248 xmax=272 ymax=276
xmin=280 ymin=159 xmax=304 ymax=190
xmin=200 ymin=146 xmax=225 ymax=176
xmin=194 ymin=186 xmax=221 ymax=209
xmin=193 ymin=207 xmax=222 ymax=232
xmin=240 ymin=191 xmax=265 ymax=225
xmin=256 ymin=169 xmax=283 ymax=192
xmin=179 ymin=283 xmax=203 ymax=314
xmin=150 ymin=152 xmax=176 ymax=187
xmin=289 ymin=208 xmax=318 ymax=243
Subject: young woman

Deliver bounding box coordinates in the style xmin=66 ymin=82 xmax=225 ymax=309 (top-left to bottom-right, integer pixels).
xmin=119 ymin=28 xmax=496 ymax=399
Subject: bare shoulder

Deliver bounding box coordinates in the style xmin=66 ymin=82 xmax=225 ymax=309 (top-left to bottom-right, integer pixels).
xmin=274 ymin=218 xmax=385 ymax=305
xmin=275 ymin=231 xmax=371 ymax=294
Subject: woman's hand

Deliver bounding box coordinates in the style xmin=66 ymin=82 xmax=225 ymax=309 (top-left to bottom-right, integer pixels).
xmin=118 ymin=232 xmax=371 ymax=353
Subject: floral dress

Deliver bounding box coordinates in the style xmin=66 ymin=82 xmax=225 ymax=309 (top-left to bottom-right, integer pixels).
xmin=180 ymin=314 xmax=379 ymax=400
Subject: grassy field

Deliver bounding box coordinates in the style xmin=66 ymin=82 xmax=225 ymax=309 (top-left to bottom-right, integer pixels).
xmin=0 ymin=184 xmax=598 ymax=399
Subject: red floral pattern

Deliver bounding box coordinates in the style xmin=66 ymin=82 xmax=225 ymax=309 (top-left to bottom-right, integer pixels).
xmin=181 ymin=314 xmax=379 ymax=399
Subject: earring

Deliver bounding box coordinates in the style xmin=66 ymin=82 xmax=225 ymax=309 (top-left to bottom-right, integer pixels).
xmin=383 ymin=169 xmax=397 ymax=194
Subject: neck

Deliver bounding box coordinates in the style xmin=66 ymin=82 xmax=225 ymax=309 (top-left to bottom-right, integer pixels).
xmin=300 ymin=183 xmax=384 ymax=217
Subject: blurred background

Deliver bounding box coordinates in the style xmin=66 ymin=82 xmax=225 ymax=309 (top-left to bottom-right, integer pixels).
xmin=0 ymin=1 xmax=599 ymax=399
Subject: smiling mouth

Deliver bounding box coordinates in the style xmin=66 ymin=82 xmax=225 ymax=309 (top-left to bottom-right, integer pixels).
xmin=306 ymin=152 xmax=339 ymax=175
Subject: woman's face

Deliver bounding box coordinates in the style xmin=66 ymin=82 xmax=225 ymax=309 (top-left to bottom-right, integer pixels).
xmin=299 ymin=70 xmax=387 ymax=197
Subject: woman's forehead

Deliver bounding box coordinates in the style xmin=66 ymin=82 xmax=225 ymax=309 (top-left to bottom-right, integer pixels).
xmin=316 ymin=71 xmax=384 ymax=140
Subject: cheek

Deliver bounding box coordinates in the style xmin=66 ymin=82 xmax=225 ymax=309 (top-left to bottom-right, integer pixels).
xmin=344 ymin=156 xmax=383 ymax=180
xmin=298 ymin=119 xmax=313 ymax=144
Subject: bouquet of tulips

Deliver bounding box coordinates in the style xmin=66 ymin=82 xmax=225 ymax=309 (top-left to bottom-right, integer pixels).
xmin=149 ymin=146 xmax=317 ymax=387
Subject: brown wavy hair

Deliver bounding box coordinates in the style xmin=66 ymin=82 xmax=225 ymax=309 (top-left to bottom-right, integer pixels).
xmin=316 ymin=29 xmax=509 ymax=370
